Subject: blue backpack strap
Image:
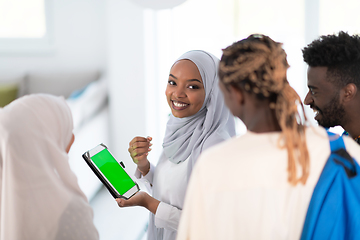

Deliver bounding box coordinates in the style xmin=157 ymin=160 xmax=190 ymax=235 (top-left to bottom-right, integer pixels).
xmin=327 ymin=131 xmax=357 ymax=178
xmin=327 ymin=131 xmax=344 ymax=151
xmin=301 ymin=131 xmax=360 ymax=240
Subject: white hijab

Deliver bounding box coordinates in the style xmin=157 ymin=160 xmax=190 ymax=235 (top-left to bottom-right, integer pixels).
xmin=0 ymin=94 xmax=98 ymax=240
xmin=162 ymin=50 xmax=236 ymax=177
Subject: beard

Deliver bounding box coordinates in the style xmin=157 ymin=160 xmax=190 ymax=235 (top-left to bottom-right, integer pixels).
xmin=312 ymin=94 xmax=345 ymax=128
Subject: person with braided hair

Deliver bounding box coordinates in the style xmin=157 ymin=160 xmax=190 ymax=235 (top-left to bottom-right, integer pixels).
xmin=303 ymin=31 xmax=360 ymax=144
xmin=176 ymin=35 xmax=360 ymax=240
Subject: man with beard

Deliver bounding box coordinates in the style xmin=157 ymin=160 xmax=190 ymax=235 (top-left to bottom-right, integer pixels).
xmin=302 ymin=31 xmax=360 ymax=144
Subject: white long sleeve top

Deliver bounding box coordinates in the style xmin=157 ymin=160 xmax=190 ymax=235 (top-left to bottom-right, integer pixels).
xmin=135 ymin=152 xmax=189 ymax=240
xmin=177 ymin=126 xmax=360 ymax=240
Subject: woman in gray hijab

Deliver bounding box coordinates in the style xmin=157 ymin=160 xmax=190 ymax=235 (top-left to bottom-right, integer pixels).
xmin=116 ymin=50 xmax=236 ymax=240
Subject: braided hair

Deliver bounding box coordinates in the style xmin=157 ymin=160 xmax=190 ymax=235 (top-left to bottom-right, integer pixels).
xmin=219 ymin=34 xmax=309 ymax=185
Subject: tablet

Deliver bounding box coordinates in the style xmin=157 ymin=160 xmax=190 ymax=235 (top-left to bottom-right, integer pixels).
xmin=82 ymin=143 xmax=139 ymax=199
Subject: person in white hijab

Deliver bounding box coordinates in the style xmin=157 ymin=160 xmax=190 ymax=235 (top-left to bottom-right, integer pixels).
xmin=0 ymin=94 xmax=99 ymax=240
xmin=116 ymin=50 xmax=236 ymax=240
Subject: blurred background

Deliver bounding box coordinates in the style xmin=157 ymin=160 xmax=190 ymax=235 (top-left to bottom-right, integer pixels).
xmin=0 ymin=0 xmax=359 ymax=239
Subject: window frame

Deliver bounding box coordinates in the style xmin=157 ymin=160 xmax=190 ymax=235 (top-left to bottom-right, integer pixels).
xmin=0 ymin=0 xmax=54 ymax=54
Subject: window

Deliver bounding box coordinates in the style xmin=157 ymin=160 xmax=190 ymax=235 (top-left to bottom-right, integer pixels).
xmin=0 ymin=0 xmax=53 ymax=53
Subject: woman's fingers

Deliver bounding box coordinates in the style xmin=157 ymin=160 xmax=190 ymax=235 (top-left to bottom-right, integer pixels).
xmin=128 ymin=138 xmax=152 ymax=152
xmin=128 ymin=136 xmax=152 ymax=165
xmin=128 ymin=145 xmax=152 ymax=158
xmin=130 ymin=141 xmax=152 ymax=150
xmin=115 ymin=192 xmax=147 ymax=208
xmin=129 ymin=136 xmax=151 ymax=147
xmin=128 ymin=137 xmax=152 ymax=155
xmin=116 ymin=198 xmax=127 ymax=207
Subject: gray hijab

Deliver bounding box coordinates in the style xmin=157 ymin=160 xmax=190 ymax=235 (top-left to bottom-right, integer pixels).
xmin=162 ymin=50 xmax=236 ymax=177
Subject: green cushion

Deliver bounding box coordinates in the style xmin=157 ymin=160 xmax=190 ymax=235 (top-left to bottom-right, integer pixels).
xmin=0 ymin=84 xmax=18 ymax=107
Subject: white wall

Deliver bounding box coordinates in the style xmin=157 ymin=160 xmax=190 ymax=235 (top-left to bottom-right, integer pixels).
xmin=0 ymin=0 xmax=107 ymax=73
xmin=104 ymin=1 xmax=149 ymax=239
xmin=106 ymin=0 xmax=147 ymax=174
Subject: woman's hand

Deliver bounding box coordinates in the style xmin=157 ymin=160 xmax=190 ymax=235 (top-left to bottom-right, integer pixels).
xmin=116 ymin=191 xmax=160 ymax=214
xmin=128 ymin=136 xmax=152 ymax=176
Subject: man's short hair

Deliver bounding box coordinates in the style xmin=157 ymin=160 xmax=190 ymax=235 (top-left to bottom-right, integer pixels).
xmin=302 ymin=31 xmax=360 ymax=88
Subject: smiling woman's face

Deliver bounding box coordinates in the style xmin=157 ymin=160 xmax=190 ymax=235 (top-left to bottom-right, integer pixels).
xmin=165 ymin=59 xmax=205 ymax=118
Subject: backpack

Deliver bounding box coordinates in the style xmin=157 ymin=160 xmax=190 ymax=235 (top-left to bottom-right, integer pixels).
xmin=300 ymin=131 xmax=360 ymax=240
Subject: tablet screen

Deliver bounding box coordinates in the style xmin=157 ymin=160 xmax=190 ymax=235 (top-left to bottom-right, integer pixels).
xmin=90 ymin=149 xmax=136 ymax=195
